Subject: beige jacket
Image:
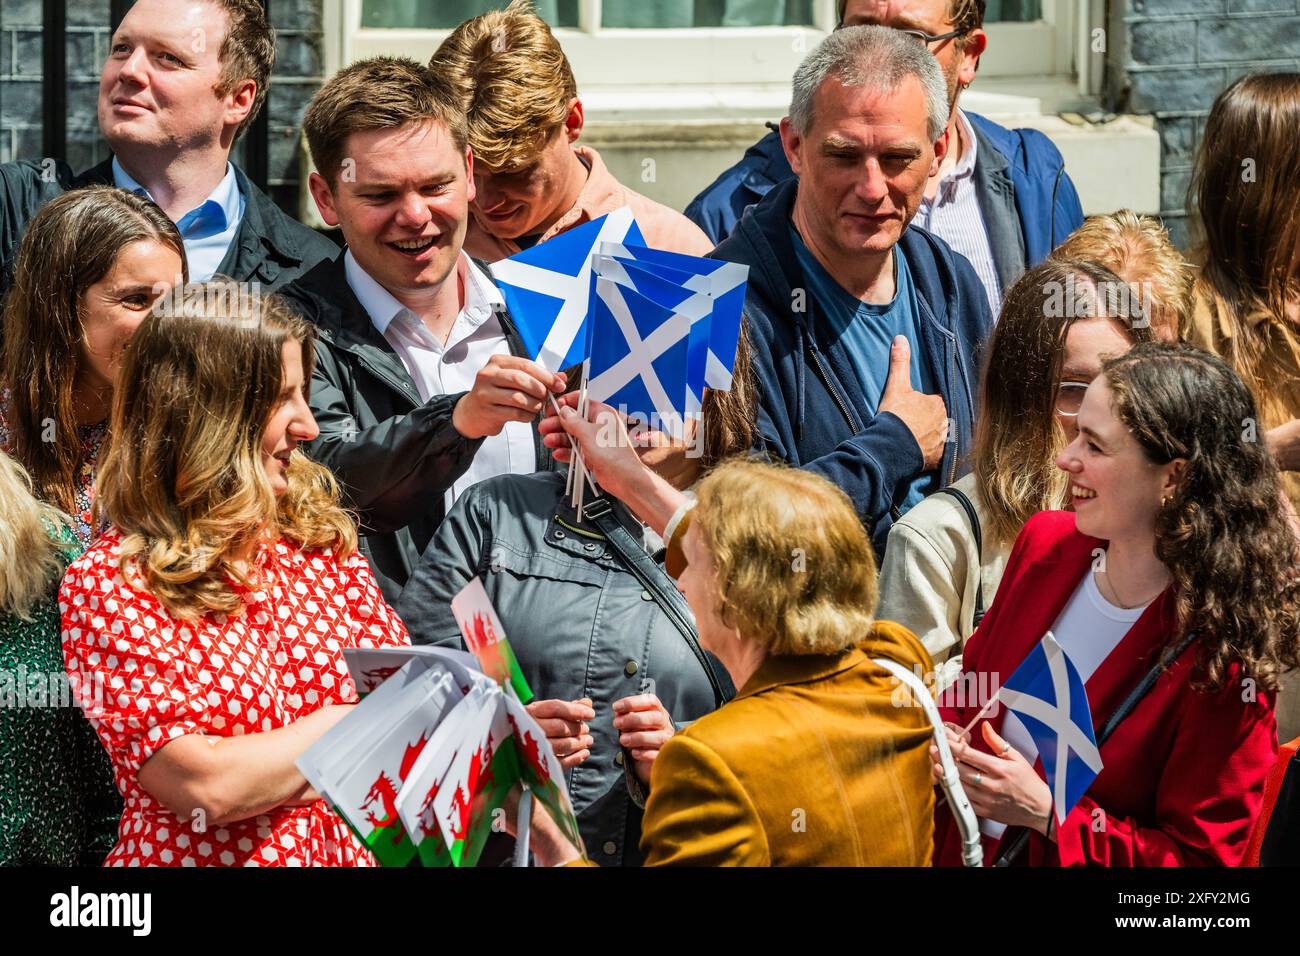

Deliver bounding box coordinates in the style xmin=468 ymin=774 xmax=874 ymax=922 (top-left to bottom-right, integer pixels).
xmin=464 ymin=145 xmax=714 ymax=263
xmin=876 ymin=473 xmax=1012 ymax=689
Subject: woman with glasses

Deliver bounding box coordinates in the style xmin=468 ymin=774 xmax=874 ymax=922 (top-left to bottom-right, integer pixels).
xmin=877 ymin=259 xmax=1153 ymax=687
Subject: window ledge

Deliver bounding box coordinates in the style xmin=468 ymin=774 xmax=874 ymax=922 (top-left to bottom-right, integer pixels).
xmin=578 ymin=78 xmax=1161 ymax=217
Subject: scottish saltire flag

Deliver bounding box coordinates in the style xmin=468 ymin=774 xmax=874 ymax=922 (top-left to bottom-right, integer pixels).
xmin=600 ymin=241 xmax=747 ymax=391
xmin=592 ymin=254 xmax=712 ymax=414
xmin=586 ymin=276 xmax=691 ymax=439
xmin=999 ymin=631 xmax=1104 ymax=824
xmin=491 ymin=207 xmax=644 ymax=371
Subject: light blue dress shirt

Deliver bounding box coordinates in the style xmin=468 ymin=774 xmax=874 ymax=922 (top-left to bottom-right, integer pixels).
xmin=111 ymin=157 xmax=246 ymax=282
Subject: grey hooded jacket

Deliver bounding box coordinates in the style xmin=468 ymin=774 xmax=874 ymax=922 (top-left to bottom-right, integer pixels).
xmin=395 ymin=470 xmax=725 ymax=866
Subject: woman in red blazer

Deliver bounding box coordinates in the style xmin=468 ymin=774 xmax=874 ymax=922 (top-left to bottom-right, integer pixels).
xmin=932 ymin=342 xmax=1300 ymax=866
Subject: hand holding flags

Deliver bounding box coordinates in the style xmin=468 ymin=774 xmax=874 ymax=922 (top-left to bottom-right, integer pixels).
xmin=492 ymin=208 xmax=748 ymax=514
xmin=997 ymin=631 xmax=1103 ymax=825
xmin=297 ymin=579 xmax=582 ymax=866
xmin=959 ymin=630 xmax=1104 ymax=826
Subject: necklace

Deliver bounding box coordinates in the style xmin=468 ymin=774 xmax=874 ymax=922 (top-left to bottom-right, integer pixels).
xmin=1094 ymin=567 xmax=1163 ymax=610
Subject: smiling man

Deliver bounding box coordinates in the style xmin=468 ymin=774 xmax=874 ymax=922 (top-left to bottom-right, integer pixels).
xmin=688 ymin=0 xmax=1084 ymax=315
xmin=712 ymin=25 xmax=992 ymax=555
xmin=278 ymin=57 xmax=565 ymax=600
xmin=430 ymin=0 xmax=712 ymax=262
xmin=0 ymin=0 xmax=335 ymax=304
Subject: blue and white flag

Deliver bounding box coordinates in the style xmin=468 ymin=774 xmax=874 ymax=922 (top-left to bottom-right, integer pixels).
xmin=586 ymin=276 xmax=692 ymax=439
xmin=591 ymin=254 xmax=712 ymax=415
xmin=599 ymin=241 xmax=747 ymax=391
xmin=998 ymin=631 xmax=1104 ymax=824
xmin=491 ymin=208 xmax=644 ymax=371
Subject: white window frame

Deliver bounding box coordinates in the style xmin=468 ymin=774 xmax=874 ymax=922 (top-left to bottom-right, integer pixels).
xmin=328 ymin=0 xmax=1082 ymax=91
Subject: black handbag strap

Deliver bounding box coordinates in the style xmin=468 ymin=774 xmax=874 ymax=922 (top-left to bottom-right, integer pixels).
xmin=582 ymin=497 xmax=734 ymax=707
xmin=993 ymin=628 xmax=1200 ymax=866
xmin=940 ymin=487 xmax=985 ymax=626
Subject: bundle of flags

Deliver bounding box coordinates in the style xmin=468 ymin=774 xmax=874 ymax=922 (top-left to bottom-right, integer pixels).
xmin=298 ymin=578 xmax=582 ymax=867
xmin=491 ymin=207 xmax=748 ymax=444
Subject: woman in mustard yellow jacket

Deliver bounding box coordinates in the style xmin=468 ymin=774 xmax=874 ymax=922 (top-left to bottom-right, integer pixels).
xmin=529 ymin=403 xmax=936 ymax=866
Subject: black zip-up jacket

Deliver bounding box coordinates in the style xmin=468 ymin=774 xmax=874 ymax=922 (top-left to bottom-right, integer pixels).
xmin=276 ymin=254 xmax=555 ymax=602
xmin=0 ymin=157 xmax=337 ymax=303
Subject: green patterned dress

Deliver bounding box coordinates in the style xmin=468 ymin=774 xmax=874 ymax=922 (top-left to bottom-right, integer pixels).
xmin=0 ymin=526 xmax=121 ymax=865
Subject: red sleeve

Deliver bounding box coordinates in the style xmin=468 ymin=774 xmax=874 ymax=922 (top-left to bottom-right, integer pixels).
xmin=340 ymin=550 xmax=410 ymax=650
xmin=1049 ymin=674 xmax=1277 ymax=866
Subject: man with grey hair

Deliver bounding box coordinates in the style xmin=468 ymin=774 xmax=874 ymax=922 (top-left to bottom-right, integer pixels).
xmin=713 ymin=25 xmax=993 ymax=556
xmin=688 ymin=0 xmax=1084 ymax=316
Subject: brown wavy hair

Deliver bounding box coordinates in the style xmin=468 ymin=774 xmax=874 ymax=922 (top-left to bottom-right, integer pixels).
xmin=2 ymin=186 xmax=185 ymax=514
xmin=1189 ymin=73 xmax=1300 ymax=418
xmin=95 ymin=284 xmax=357 ymax=621
xmin=974 ymin=258 xmax=1153 ymax=546
xmin=1103 ymin=341 xmax=1300 ymax=692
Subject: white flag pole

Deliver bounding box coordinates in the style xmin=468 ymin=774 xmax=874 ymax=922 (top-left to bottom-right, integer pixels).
xmin=513 ymin=785 xmax=533 ymax=867
xmin=574 ymin=359 xmax=591 ymax=514
xmin=959 ymin=691 xmax=1002 ymax=739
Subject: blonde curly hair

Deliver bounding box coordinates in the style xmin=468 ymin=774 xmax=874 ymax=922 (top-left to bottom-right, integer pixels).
xmin=0 ymin=450 xmax=72 ymax=621
xmin=692 ymin=459 xmax=878 ymax=656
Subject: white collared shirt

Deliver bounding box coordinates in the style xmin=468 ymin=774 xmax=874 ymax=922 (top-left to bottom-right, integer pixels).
xmin=344 ymin=250 xmax=536 ymax=512
xmin=112 ymin=157 xmax=245 ymax=282
xmin=914 ymin=110 xmax=1003 ymax=318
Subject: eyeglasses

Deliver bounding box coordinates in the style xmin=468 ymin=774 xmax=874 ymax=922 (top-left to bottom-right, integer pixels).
xmin=895 ymin=27 xmax=967 ymax=46
xmin=1056 ymin=382 xmax=1088 ymax=417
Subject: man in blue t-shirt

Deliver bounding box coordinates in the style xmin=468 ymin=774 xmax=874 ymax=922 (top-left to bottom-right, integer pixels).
xmin=712 ymin=26 xmax=993 ymax=552
xmin=792 ymin=228 xmax=939 ymax=511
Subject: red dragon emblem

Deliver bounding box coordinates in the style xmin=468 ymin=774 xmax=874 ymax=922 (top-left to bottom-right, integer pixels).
xmin=360 ymin=664 xmax=403 ymax=692
xmin=360 ymin=772 xmax=401 ymax=845
xmin=507 ymin=715 xmax=550 ymax=787
xmin=360 ymin=731 xmax=431 ymax=847
xmin=446 ymin=740 xmax=500 ymax=843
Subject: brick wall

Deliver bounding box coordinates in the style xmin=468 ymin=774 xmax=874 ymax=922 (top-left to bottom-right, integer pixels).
xmin=0 ymin=0 xmax=326 ymax=217
xmin=1106 ymin=0 xmax=1300 ymax=249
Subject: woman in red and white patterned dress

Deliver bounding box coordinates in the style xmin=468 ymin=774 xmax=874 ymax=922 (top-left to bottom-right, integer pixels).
xmin=61 ymin=288 xmax=409 ymax=867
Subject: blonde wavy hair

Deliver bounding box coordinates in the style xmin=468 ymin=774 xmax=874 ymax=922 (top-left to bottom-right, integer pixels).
xmin=95 ymin=285 xmax=357 ymax=621
xmin=692 ymin=459 xmax=877 ymax=656
xmin=1051 ymin=209 xmax=1193 ymax=341
xmin=430 ymin=0 xmax=578 ymax=173
xmin=0 ymin=450 xmax=72 ymax=621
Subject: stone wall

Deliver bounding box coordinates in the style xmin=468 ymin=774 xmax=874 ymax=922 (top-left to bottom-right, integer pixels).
xmin=1106 ymin=0 xmax=1300 ymax=248
xmin=0 ymin=0 xmax=326 ymax=215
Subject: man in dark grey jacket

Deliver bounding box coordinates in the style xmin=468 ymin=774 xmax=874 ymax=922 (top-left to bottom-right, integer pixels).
xmin=0 ymin=0 xmax=335 ymax=304
xmin=280 ymin=57 xmax=564 ymax=601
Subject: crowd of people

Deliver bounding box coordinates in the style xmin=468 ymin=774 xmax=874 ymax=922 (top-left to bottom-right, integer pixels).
xmin=0 ymin=0 xmax=1298 ymax=868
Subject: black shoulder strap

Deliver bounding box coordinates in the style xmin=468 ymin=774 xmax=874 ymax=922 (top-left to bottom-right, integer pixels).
xmin=993 ymin=628 xmax=1200 ymax=866
xmin=582 ymin=497 xmax=734 ymax=707
xmin=940 ymin=487 xmax=985 ymax=626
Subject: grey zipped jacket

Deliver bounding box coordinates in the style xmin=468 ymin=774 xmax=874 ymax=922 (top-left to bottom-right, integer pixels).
xmin=396 ymin=470 xmax=724 ymax=866
xmin=277 ymin=254 xmax=554 ymax=602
